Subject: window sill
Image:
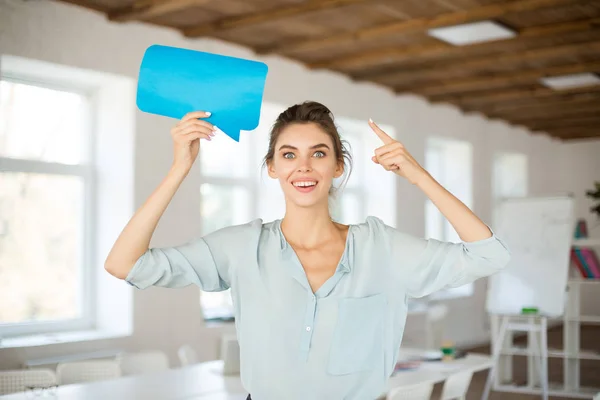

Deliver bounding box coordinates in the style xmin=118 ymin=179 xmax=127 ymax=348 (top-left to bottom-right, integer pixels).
xmin=203 ymin=315 xmax=235 ymax=329
xmin=0 ymin=329 xmax=130 ymax=349
xmin=204 ymin=320 xmax=236 ymax=329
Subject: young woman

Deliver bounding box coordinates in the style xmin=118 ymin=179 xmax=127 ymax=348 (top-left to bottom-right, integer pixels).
xmin=105 ymin=101 xmax=510 ymax=400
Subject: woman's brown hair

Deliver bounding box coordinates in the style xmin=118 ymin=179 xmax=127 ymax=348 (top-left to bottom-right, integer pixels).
xmin=262 ymin=101 xmax=353 ymax=196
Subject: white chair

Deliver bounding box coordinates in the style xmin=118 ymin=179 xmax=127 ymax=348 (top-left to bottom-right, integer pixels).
xmin=425 ymin=303 xmax=449 ymax=350
xmin=0 ymin=369 xmax=57 ymax=395
xmin=56 ymin=360 xmax=121 ymax=385
xmin=220 ymin=334 xmax=240 ymax=375
xmin=178 ymin=344 xmax=198 ymax=367
xmin=116 ymin=350 xmax=169 ymax=376
xmin=440 ymin=370 xmax=474 ymax=400
xmin=387 ymin=382 xmax=434 ymax=400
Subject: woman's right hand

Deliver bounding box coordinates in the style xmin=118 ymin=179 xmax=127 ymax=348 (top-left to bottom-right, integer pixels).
xmin=171 ymin=111 xmax=216 ymax=170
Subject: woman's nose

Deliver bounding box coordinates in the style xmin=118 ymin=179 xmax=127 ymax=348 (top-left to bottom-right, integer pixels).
xmin=297 ymin=159 xmax=312 ymax=172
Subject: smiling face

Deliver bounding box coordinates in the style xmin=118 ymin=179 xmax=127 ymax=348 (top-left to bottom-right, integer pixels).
xmin=267 ymin=122 xmax=344 ymax=209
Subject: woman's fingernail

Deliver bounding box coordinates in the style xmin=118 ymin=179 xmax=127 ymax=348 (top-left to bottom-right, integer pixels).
xmin=369 ymin=118 xmax=374 ymax=123
xmin=213 ymin=125 xmax=218 ymax=131
xmin=205 ymin=111 xmax=211 ymax=116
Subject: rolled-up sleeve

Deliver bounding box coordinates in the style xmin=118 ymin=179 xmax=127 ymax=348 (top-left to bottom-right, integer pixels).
xmin=124 ymin=219 xmax=263 ymax=290
xmin=125 ymin=237 xmax=226 ymax=290
xmin=372 ymin=217 xmax=511 ymax=298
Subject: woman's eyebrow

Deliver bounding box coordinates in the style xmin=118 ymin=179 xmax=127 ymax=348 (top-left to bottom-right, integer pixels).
xmin=278 ymin=144 xmax=297 ymax=151
xmin=277 ymin=143 xmax=331 ymax=151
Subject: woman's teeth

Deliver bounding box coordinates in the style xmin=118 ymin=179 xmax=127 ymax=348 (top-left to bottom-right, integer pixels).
xmin=293 ymin=181 xmax=317 ymax=187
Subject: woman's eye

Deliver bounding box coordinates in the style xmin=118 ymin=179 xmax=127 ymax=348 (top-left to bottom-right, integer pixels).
xmin=283 ymin=152 xmax=295 ymax=159
xmin=314 ymin=151 xmax=325 ymax=158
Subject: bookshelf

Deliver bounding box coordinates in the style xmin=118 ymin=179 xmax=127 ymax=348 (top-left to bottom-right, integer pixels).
xmin=565 ymin=237 xmax=600 ymax=397
xmin=563 ymin=273 xmax=600 ymax=397
xmin=491 ymin=237 xmax=600 ymax=399
xmin=564 ymin=237 xmax=599 ymax=398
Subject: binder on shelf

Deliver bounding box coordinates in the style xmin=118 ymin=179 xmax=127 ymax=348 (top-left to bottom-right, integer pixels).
xmin=570 ymin=219 xmax=600 ymax=279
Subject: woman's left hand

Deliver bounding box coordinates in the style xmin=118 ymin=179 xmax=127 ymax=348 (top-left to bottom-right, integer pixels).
xmin=369 ymin=119 xmax=430 ymax=185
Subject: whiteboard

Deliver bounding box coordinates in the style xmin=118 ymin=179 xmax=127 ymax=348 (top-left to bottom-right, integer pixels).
xmin=486 ymin=195 xmax=576 ymax=318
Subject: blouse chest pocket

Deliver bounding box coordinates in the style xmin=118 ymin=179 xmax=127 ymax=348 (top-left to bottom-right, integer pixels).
xmin=327 ymin=293 xmax=387 ymax=376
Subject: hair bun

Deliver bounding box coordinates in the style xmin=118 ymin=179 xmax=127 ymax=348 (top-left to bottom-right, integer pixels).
xmin=277 ymin=101 xmax=334 ymax=124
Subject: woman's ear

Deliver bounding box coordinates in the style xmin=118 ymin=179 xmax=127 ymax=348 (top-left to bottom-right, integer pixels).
xmin=267 ymin=160 xmax=277 ymax=179
xmin=334 ymin=161 xmax=344 ymax=179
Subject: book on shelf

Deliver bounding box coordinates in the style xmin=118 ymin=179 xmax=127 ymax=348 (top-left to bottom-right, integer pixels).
xmin=571 ymin=219 xmax=600 ymax=279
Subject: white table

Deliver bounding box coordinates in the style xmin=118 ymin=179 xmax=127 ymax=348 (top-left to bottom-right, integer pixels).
xmin=0 ymin=349 xmax=493 ymax=400
xmin=389 ymin=350 xmax=494 ymax=388
xmin=0 ymin=361 xmax=243 ymax=400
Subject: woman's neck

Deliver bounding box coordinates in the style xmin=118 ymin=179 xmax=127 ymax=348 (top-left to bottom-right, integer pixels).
xmin=280 ymin=203 xmax=342 ymax=249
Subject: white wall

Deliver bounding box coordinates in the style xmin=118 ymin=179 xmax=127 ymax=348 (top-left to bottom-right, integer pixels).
xmin=1 ymin=0 xmax=599 ymax=368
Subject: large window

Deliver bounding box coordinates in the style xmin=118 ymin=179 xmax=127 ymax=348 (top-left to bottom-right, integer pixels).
xmin=425 ymin=137 xmax=473 ymax=299
xmin=198 ymin=103 xmax=283 ymax=322
xmin=0 ymin=78 xmax=95 ymax=336
xmin=492 ymin=152 xmax=528 ymax=199
xmin=492 ymin=152 xmax=528 ymax=222
xmin=198 ymin=105 xmax=396 ymax=321
xmin=332 ymin=116 xmax=396 ymax=225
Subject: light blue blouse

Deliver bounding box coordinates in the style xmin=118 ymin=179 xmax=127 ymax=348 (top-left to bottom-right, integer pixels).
xmin=125 ymin=216 xmax=510 ymax=400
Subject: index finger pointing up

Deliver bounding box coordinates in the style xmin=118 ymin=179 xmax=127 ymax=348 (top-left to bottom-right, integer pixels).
xmin=369 ymin=118 xmax=395 ymax=145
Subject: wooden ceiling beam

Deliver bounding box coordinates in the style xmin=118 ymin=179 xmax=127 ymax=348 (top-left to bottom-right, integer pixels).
xmin=505 ymin=111 xmax=600 ymax=126
xmin=526 ymin=116 xmax=600 ymax=130
xmin=370 ymin=40 xmax=600 ymax=86
xmin=545 ymin=125 xmax=600 ymax=133
xmin=559 ymin=134 xmax=600 ymax=141
xmin=256 ymin=0 xmax=574 ymax=55
xmin=531 ymin=115 xmax=600 ymax=128
xmin=545 ymin=128 xmax=600 ymax=140
xmin=109 ymin=0 xmax=212 ymax=22
xmin=492 ymin=104 xmax=600 ymax=122
xmin=466 ymin=93 xmax=600 ymax=114
xmin=182 ymin=0 xmax=372 ymax=37
xmin=310 ymin=16 xmax=600 ymax=71
xmin=528 ymin=121 xmax=600 ymax=133
xmin=399 ymin=60 xmax=600 ymax=96
xmin=310 ymin=42 xmax=449 ymax=71
xmin=492 ymin=103 xmax=600 ymax=119
xmin=431 ymin=85 xmax=600 ymax=106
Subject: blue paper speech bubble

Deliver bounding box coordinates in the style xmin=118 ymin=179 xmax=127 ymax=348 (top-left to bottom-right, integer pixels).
xmin=136 ymin=44 xmax=269 ymax=141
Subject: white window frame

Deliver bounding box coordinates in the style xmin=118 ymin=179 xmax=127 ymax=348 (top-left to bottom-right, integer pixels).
xmin=425 ymin=136 xmax=474 ymax=300
xmin=492 ymin=152 xmax=528 ymax=198
xmin=425 ymin=142 xmax=446 ymax=242
xmin=492 ymin=152 xmax=529 ymax=222
xmin=0 ymin=75 xmax=96 ymax=337
xmin=332 ymin=187 xmax=367 ymax=223
xmin=198 ymin=178 xmax=255 ymax=323
xmin=333 ymin=116 xmax=396 ymax=226
xmin=197 ymin=112 xmax=263 ymax=323
xmin=330 ymin=120 xmax=368 ymax=224
xmin=198 ymin=142 xmax=259 ymax=232
xmin=425 ymin=137 xmax=474 ymax=242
